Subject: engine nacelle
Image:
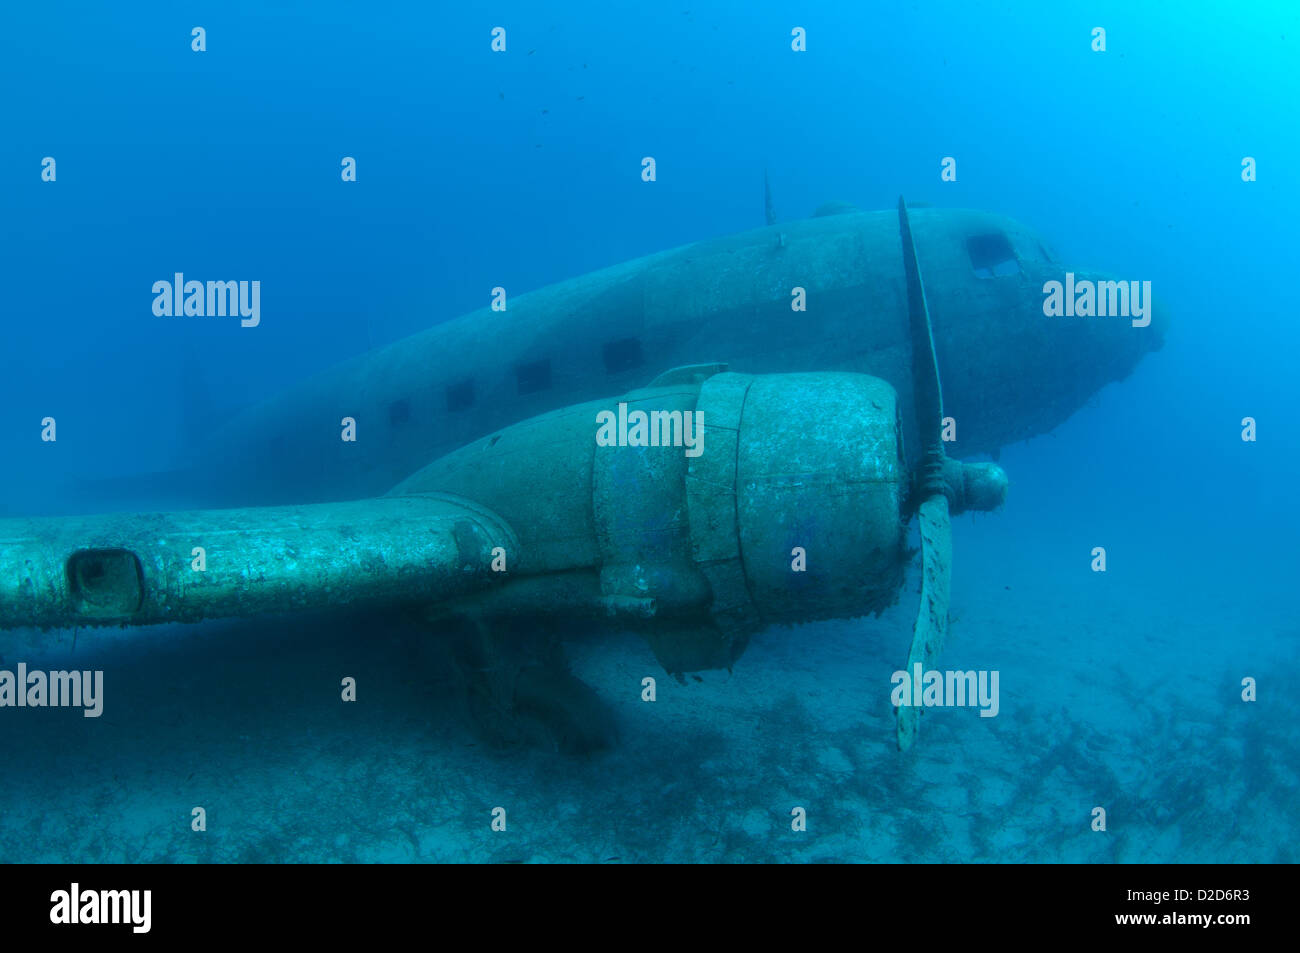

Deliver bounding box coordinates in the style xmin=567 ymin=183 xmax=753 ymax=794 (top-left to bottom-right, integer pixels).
xmin=401 ymin=370 xmax=991 ymax=673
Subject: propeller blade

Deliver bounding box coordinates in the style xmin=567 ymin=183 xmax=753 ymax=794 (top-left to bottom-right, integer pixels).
xmin=894 ymin=196 xmax=955 ymax=751
xmin=898 ymin=196 xmax=944 ymax=440
xmin=896 ymin=494 xmax=952 ymax=751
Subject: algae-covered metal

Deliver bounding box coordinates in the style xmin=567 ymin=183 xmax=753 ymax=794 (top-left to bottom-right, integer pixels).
xmin=0 ymin=372 xmax=1003 ymax=682
xmin=0 ymin=496 xmax=515 ymax=631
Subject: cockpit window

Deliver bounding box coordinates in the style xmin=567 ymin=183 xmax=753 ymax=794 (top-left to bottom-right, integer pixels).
xmin=967 ymin=233 xmax=1020 ymax=278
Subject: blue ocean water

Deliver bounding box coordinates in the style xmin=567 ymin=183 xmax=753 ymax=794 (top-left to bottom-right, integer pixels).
xmin=0 ymin=1 xmax=1296 ymax=862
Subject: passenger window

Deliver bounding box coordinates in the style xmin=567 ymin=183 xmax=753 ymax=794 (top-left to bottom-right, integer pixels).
xmin=602 ymin=337 xmax=644 ymax=374
xmin=446 ymin=379 xmax=475 ymax=412
xmin=515 ymin=359 xmax=552 ymax=394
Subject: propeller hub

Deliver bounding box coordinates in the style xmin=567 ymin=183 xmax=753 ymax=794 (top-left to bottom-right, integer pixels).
xmin=949 ymin=459 xmax=1009 ymax=514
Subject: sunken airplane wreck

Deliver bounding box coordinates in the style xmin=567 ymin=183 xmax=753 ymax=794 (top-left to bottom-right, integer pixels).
xmin=0 ymin=200 xmax=1165 ymax=752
